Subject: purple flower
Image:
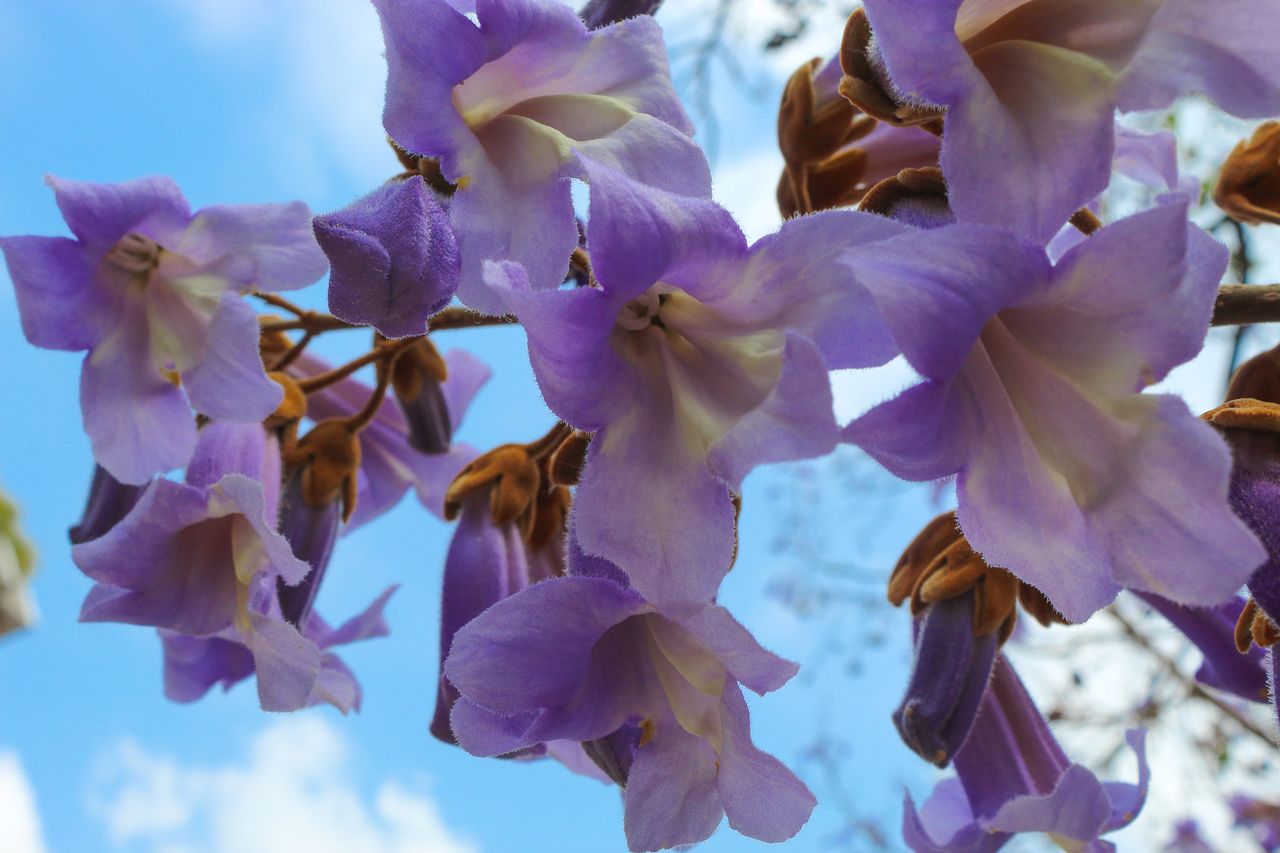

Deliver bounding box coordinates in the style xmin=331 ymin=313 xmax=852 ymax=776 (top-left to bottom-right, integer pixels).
xmin=71 ymin=421 xmax=325 ymax=711
xmin=843 ymin=197 xmax=1264 ymax=622
xmin=1135 ymin=591 xmax=1269 ymax=703
xmin=491 ymin=161 xmax=906 ymax=609
xmin=313 ymin=176 xmax=459 ymax=338
xmin=1 ymin=176 xmax=327 ymax=483
xmin=291 ymin=347 xmax=490 ymax=528
xmin=162 ymin=586 xmax=396 ymax=714
xmin=1233 ymin=793 xmax=1280 ymax=851
xmin=859 ymin=0 xmax=1280 ymax=242
xmin=904 ymin=657 xmax=1149 ymax=853
xmin=444 ymin=570 xmax=814 ymax=850
xmin=430 ymin=493 xmax=561 ymax=743
xmin=1164 ymin=820 xmax=1216 ymax=853
xmin=373 ymin=0 xmax=710 ymax=313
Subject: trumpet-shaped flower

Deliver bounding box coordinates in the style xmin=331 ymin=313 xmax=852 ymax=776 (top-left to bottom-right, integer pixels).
xmin=444 ymin=567 xmax=814 ymax=851
xmin=72 ymin=422 xmax=325 ymax=711
xmin=373 ymin=0 xmax=710 ymax=313
xmin=843 ymin=198 xmax=1264 ymax=621
xmin=860 ymin=0 xmax=1280 ymax=241
xmin=1 ymin=176 xmax=327 ymax=483
xmin=492 ymin=161 xmax=906 ymax=609
xmin=903 ymin=657 xmax=1149 ymax=852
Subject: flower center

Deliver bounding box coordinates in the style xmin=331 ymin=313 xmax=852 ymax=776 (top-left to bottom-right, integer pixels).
xmin=104 ymin=232 xmax=161 ymax=276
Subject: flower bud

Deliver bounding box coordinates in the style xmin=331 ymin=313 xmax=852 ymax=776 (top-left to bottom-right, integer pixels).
xmin=838 ymin=8 xmax=944 ymax=132
xmin=1214 ymin=121 xmax=1280 ymax=225
xmin=391 ymin=338 xmax=452 ymax=455
xmin=275 ymin=467 xmax=341 ymax=629
xmin=859 ymin=167 xmax=955 ymax=230
xmin=444 ymin=445 xmax=541 ymax=534
xmin=286 ymin=420 xmax=362 ymax=523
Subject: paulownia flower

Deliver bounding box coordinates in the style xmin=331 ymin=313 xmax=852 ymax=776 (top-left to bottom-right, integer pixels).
xmin=843 ymin=197 xmax=1265 ymax=621
xmin=71 ymin=422 xmax=324 ymax=711
xmin=490 ymin=161 xmax=906 ymax=609
xmin=1 ymin=176 xmax=327 ymax=483
xmin=373 ymin=0 xmax=710 ymax=313
xmin=855 ymin=0 xmax=1280 ymax=242
xmin=904 ymin=658 xmax=1149 ymax=852
xmin=444 ymin=554 xmax=814 ymax=851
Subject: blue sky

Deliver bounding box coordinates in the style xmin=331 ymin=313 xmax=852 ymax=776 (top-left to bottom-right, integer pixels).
xmin=0 ymin=2 xmax=939 ymax=851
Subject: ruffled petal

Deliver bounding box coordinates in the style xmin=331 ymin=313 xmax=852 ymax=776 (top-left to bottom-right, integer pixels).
xmin=1 ymin=236 xmax=116 ymax=350
xmin=181 ymin=293 xmax=283 ymax=422
xmin=717 ymin=684 xmax=816 ymax=843
xmin=679 ymin=606 xmax=798 ymax=695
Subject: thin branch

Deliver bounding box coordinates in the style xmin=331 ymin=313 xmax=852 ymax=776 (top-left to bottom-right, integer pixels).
xmin=1108 ymin=607 xmax=1276 ymax=749
xmin=1212 ymin=284 xmax=1280 ymax=327
xmin=429 ymin=307 xmax=518 ymax=331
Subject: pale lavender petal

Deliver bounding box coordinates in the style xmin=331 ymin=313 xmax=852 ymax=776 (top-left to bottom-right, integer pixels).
xmin=441 ymin=348 xmax=492 ymax=432
xmin=903 ymin=783 xmax=1004 ymax=853
xmin=214 ymin=475 xmax=311 ymax=586
xmin=487 ymin=262 xmax=630 ymax=430
xmin=161 ymin=631 xmax=255 ymax=703
xmin=1101 ymin=730 xmax=1150 ymax=832
xmin=1118 ymin=0 xmax=1280 ymax=118
xmin=623 ymin=717 xmax=723 ymax=852
xmin=717 ymin=684 xmax=816 ymax=843
xmin=184 ymin=421 xmax=271 ymax=490
xmin=582 ymin=158 xmax=743 ymax=302
xmin=847 ymin=225 xmax=1051 ymax=382
xmin=177 ymin=201 xmax=327 ymax=292
xmin=941 ymin=42 xmax=1116 ymax=241
xmin=708 ymin=333 xmax=838 ymax=492
xmin=315 ymin=177 xmax=458 ymax=338
xmin=984 ymin=765 xmax=1111 ymax=842
xmin=444 ymin=575 xmax=645 ymax=713
xmin=861 ymin=0 xmax=975 ymax=104
xmin=1 ymin=236 xmax=116 ymax=350
xmin=313 ymin=654 xmax=361 ymax=713
xmin=46 ymin=175 xmax=190 ymax=249
xmin=1005 ymin=199 xmax=1226 ymax=394
xmin=450 ymin=167 xmax=576 ymax=313
xmin=246 ymin=611 xmax=324 ymax=712
xmin=679 ymin=605 xmax=798 ymax=695
xmin=1137 ymin=593 xmax=1268 ymax=702
xmin=843 ymin=378 xmax=977 ymax=483
xmin=573 ymin=435 xmax=735 ymax=611
xmin=317 ymin=586 xmax=396 ymax=648
xmin=80 ymin=295 xmax=196 ymax=484
xmin=698 ymin=209 xmax=907 ymax=370
xmin=181 ymin=294 xmax=283 ymax=422
xmin=1113 ymin=127 xmax=1182 ymax=192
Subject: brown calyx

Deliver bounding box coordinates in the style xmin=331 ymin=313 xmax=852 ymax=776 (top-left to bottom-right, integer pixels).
xmin=889 ymin=511 xmax=1067 ymax=643
xmin=1213 ymin=121 xmax=1280 ymax=226
xmin=1235 ymin=598 xmax=1280 ymax=652
xmin=548 ymin=430 xmax=591 ymax=487
xmin=445 ymin=423 xmax=582 ymax=548
xmin=776 ymin=54 xmax=880 ymax=218
xmin=285 ymin=419 xmax=362 ymax=521
xmin=838 ymin=9 xmax=944 ymax=133
xmin=390 ymin=137 xmax=458 ymax=196
xmin=859 ymin=167 xmax=949 ymax=218
xmin=265 ymin=371 xmax=307 ymax=432
xmin=391 ymin=337 xmax=448 ymax=403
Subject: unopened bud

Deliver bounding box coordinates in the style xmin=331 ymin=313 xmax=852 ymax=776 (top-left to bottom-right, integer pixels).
xmin=392 ymin=338 xmax=452 ymax=455
xmin=69 ymin=465 xmax=146 ymax=545
xmin=444 ymin=445 xmax=541 ymax=533
xmin=286 ymin=420 xmax=362 ymax=522
xmin=1214 ymin=121 xmax=1280 ymax=225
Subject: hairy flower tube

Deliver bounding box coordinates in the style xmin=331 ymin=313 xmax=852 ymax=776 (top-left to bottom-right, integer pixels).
xmin=1 ymin=176 xmax=327 ymax=483
xmin=843 ymin=197 xmax=1265 ymax=621
xmin=903 ymin=657 xmax=1149 ymax=852
xmin=852 ymin=0 xmax=1280 ymax=241
xmin=71 ymin=422 xmax=328 ymax=711
xmin=491 ymin=160 xmax=907 ymax=609
xmin=373 ymin=0 xmax=710 ymax=313
xmin=444 ymin=557 xmax=814 ymax=851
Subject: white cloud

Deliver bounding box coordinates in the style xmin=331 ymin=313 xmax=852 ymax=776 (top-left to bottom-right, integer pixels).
xmin=0 ymin=750 xmax=48 ymax=853
xmin=89 ymin=717 xmax=478 ymax=853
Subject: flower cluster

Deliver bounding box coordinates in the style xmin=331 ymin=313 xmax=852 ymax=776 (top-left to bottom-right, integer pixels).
xmin=5 ymin=0 xmax=1280 ymax=849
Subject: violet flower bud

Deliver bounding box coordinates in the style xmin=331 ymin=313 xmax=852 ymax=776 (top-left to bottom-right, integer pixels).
xmin=579 ymin=0 xmax=661 ymax=29
xmin=894 ymin=590 xmax=999 ymax=767
xmin=391 ymin=338 xmax=452 ymax=455
xmin=275 ymin=467 xmax=341 ymax=629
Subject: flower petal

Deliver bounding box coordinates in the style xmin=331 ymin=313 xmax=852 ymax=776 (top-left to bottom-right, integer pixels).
xmin=46 ymin=175 xmax=190 ymax=249
xmin=1 ymin=236 xmax=115 ymax=351
xmin=181 ymin=293 xmax=283 ymax=422
xmin=623 ymin=715 xmax=723 ymax=852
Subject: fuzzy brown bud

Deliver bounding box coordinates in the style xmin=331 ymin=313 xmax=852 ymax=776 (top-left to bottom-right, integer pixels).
xmin=286 ymin=419 xmax=362 ymax=522
xmin=1214 ymin=121 xmax=1280 ymax=226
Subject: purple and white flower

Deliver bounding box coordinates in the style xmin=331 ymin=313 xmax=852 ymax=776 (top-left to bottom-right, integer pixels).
xmin=2 ymin=176 xmax=327 ymax=483
xmin=373 ymin=0 xmax=711 ymax=313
